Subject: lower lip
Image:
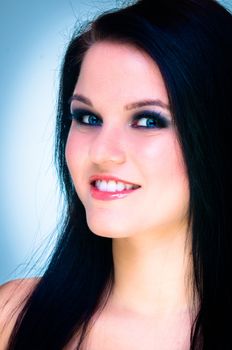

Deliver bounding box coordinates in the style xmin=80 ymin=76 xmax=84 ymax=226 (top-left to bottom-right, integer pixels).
xmin=90 ymin=185 xmax=140 ymax=201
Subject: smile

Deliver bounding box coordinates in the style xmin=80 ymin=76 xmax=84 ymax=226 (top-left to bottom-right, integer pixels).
xmin=90 ymin=180 xmax=141 ymax=201
xmin=93 ymin=179 xmax=140 ymax=192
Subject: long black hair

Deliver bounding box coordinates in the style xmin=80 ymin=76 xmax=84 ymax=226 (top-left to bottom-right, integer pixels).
xmin=8 ymin=0 xmax=232 ymax=349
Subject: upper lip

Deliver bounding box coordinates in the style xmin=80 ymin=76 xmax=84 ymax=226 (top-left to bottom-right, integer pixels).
xmin=89 ymin=175 xmax=141 ymax=187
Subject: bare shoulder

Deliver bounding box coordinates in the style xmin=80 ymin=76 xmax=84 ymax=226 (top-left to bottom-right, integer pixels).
xmin=0 ymin=277 xmax=39 ymax=297
xmin=0 ymin=278 xmax=40 ymax=349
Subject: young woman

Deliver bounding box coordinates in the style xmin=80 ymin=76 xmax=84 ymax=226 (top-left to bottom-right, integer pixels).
xmin=1 ymin=0 xmax=232 ymax=349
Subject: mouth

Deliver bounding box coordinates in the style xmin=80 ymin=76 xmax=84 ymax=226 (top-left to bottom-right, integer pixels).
xmin=91 ymin=179 xmax=141 ymax=193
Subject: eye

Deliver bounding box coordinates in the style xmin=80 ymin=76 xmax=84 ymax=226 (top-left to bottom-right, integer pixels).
xmin=70 ymin=109 xmax=102 ymax=126
xmin=69 ymin=108 xmax=170 ymax=129
xmin=130 ymin=111 xmax=169 ymax=129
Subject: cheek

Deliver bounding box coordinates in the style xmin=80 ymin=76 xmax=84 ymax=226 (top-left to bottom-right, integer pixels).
xmin=158 ymin=137 xmax=189 ymax=219
xmin=141 ymin=137 xmax=189 ymax=225
xmin=65 ymin=130 xmax=76 ymax=174
xmin=139 ymin=133 xmax=187 ymax=181
xmin=137 ymin=133 xmax=189 ymax=212
xmin=65 ymin=130 xmax=89 ymax=204
xmin=65 ymin=127 xmax=85 ymax=180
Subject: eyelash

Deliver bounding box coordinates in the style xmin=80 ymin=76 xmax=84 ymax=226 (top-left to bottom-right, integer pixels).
xmin=69 ymin=109 xmax=170 ymax=129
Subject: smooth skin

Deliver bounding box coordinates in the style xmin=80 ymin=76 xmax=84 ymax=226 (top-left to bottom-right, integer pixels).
xmin=0 ymin=278 xmax=39 ymax=349
xmin=65 ymin=41 xmax=194 ymax=349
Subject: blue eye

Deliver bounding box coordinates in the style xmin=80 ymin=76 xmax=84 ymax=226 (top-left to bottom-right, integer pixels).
xmin=131 ymin=111 xmax=169 ymax=129
xmin=69 ymin=109 xmax=170 ymax=129
xmin=70 ymin=109 xmax=102 ymax=126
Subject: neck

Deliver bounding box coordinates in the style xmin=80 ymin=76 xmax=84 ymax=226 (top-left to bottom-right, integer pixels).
xmin=109 ymin=226 xmax=195 ymax=318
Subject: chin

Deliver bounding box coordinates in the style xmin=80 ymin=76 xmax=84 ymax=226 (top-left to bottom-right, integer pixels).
xmin=86 ymin=219 xmax=131 ymax=239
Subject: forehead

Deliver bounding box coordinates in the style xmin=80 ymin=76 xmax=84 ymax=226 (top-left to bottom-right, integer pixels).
xmin=74 ymin=41 xmax=169 ymax=108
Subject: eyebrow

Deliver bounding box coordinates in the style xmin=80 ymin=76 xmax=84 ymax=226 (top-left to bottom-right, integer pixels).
xmin=69 ymin=94 xmax=170 ymax=111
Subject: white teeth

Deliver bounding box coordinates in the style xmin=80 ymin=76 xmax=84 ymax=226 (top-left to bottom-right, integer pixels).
xmin=94 ymin=180 xmax=135 ymax=192
xmin=97 ymin=180 xmax=107 ymax=191
xmin=107 ymin=180 xmax=117 ymax=192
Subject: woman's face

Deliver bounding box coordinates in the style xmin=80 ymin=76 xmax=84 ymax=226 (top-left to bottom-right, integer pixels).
xmin=65 ymin=41 xmax=189 ymax=239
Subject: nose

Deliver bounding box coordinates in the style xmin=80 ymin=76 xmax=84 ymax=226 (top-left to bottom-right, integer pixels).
xmin=89 ymin=125 xmax=127 ymax=167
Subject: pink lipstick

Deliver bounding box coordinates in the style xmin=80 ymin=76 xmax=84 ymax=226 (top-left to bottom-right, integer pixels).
xmin=90 ymin=185 xmax=140 ymax=200
xmin=89 ymin=175 xmax=141 ymax=201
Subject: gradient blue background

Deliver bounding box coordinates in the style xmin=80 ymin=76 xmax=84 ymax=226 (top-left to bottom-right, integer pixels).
xmin=0 ymin=0 xmax=231 ymax=284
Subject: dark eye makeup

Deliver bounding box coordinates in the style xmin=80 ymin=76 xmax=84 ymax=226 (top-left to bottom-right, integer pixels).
xmin=69 ymin=108 xmax=171 ymax=130
xmin=131 ymin=111 xmax=170 ymax=129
